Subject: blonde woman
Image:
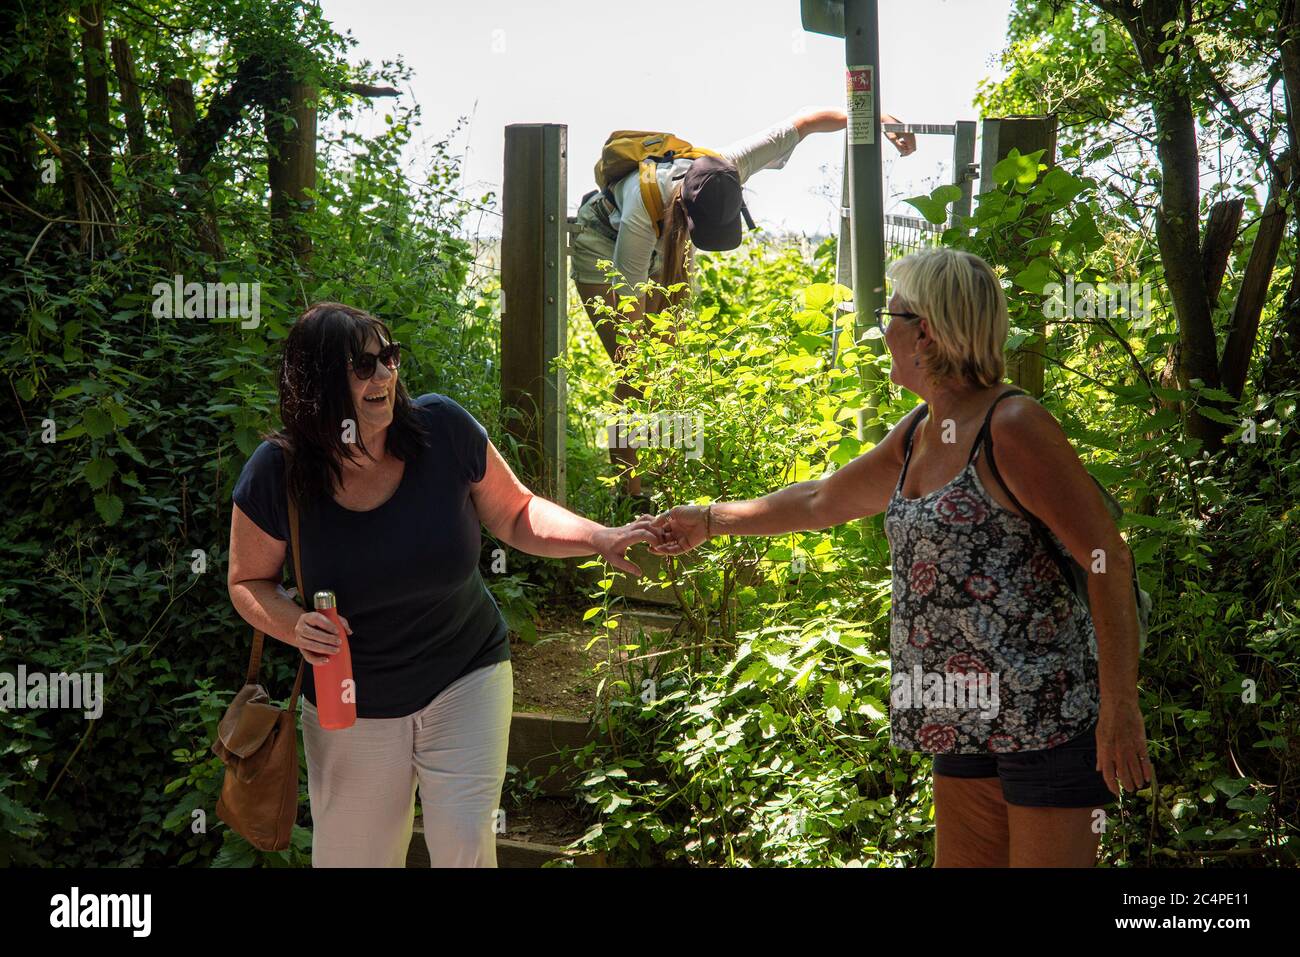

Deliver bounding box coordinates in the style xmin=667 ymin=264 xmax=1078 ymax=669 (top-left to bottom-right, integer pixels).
xmin=572 ymin=108 xmax=916 ymax=499
xmin=649 ymin=248 xmax=1150 ymax=867
xmin=227 ymin=303 xmax=663 ymax=867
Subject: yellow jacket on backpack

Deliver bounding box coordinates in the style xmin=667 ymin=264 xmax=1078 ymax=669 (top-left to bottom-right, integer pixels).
xmin=594 ymin=131 xmax=721 ymax=236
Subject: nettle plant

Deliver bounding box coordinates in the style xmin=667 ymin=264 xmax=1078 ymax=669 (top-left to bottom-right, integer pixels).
xmin=581 ymin=263 xmax=893 ymax=650
xmin=569 ymin=618 xmax=934 ymax=867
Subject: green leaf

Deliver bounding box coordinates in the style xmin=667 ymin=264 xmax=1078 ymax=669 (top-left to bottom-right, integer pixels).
xmin=234 ymin=427 xmax=261 ymax=458
xmin=1013 ymin=257 xmax=1053 ymax=293
xmin=84 ymin=457 xmax=116 ymax=490
xmin=83 ymin=407 xmax=114 ymax=438
xmin=1042 ymin=166 xmax=1085 ymax=202
xmin=829 ymin=436 xmax=862 ymax=467
xmin=1211 ymin=776 xmax=1250 ymax=797
xmin=903 ymin=193 xmax=949 ymax=225
xmin=931 ymin=184 xmax=963 ymax=204
xmin=106 ymin=400 xmax=131 ymax=428
xmin=802 ymin=283 xmax=834 ymax=310
xmin=1196 ymin=405 xmax=1240 ymax=426
xmin=94 ymin=493 xmax=124 ymax=525
xmin=1194 ymin=387 xmax=1238 ymax=404
xmin=116 ymin=433 xmax=149 ymax=466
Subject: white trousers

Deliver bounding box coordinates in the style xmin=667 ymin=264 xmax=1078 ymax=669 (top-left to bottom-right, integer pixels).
xmin=301 ymin=660 xmax=512 ymax=867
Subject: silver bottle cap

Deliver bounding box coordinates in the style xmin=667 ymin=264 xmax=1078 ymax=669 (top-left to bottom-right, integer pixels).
xmin=313 ymin=590 xmax=336 ymax=610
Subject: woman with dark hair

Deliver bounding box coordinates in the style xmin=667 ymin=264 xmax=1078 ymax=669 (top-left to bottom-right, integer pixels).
xmin=227 ymin=302 xmax=662 ymax=867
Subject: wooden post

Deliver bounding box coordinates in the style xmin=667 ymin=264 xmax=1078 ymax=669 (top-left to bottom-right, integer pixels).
xmin=501 ymin=123 xmax=567 ymax=505
xmin=980 ymin=115 xmax=1058 ymax=397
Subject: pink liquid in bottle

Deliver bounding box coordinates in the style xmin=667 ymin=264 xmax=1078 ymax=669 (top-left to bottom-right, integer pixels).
xmin=312 ymin=590 xmax=356 ymax=730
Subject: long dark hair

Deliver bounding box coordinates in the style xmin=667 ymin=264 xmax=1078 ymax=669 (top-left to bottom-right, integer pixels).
xmin=660 ymin=182 xmax=693 ymax=303
xmin=267 ymin=302 xmax=428 ymax=509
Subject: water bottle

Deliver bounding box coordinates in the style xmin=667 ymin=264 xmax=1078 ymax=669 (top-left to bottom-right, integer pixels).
xmin=312 ymin=590 xmax=356 ymax=730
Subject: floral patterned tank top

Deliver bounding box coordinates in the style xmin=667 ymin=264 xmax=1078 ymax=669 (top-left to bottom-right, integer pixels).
xmin=882 ymin=393 xmax=1100 ymax=753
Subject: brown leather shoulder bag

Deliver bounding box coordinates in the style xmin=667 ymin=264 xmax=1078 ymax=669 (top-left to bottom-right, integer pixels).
xmin=212 ymin=454 xmax=308 ymax=852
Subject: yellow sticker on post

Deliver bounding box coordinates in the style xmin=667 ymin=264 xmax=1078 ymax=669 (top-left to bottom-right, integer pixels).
xmin=846 ymin=65 xmax=875 ymax=146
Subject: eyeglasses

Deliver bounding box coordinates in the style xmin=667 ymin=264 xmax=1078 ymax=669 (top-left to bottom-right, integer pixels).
xmin=874 ymin=306 xmax=922 ymax=335
xmin=348 ymin=342 xmax=401 ymax=379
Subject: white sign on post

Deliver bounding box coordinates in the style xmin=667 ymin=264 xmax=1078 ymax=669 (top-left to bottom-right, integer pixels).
xmin=846 ymin=65 xmax=875 ymax=146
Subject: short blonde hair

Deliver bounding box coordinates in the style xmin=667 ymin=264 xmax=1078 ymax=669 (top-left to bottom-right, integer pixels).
xmin=885 ymin=248 xmax=1008 ymax=388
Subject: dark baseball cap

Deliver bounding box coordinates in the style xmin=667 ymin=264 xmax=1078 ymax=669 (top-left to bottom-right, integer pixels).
xmin=681 ymin=156 xmax=755 ymax=251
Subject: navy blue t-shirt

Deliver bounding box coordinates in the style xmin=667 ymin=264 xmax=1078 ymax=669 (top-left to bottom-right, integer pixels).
xmin=231 ymin=392 xmax=510 ymax=718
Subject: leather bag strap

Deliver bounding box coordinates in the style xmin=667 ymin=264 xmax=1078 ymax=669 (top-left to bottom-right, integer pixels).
xmin=242 ymin=447 xmax=307 ymax=706
xmin=285 ymin=462 xmax=306 ymax=708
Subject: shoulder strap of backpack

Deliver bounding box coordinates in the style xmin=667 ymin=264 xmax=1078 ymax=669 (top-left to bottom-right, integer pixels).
xmin=639 ymin=159 xmax=666 ymax=237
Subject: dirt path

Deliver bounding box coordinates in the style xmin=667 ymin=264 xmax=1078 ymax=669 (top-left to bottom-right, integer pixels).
xmin=510 ymin=603 xmax=680 ymax=717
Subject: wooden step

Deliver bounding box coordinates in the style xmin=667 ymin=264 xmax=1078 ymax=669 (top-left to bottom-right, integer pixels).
xmin=407 ymin=826 xmax=605 ymax=868
xmin=508 ymin=711 xmax=604 ymax=794
xmin=624 ymin=607 xmax=681 ymax=630
xmin=567 ymin=552 xmax=683 ymax=607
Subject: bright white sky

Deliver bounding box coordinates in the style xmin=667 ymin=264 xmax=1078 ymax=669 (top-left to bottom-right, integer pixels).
xmin=318 ymin=0 xmax=1013 ymax=237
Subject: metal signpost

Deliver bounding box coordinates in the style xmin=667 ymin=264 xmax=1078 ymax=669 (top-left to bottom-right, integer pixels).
xmin=830 ymin=122 xmax=977 ymax=368
xmin=802 ymin=0 xmax=889 ymax=443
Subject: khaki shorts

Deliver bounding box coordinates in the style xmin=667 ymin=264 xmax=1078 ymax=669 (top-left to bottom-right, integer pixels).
xmin=570 ymin=191 xmax=661 ymax=286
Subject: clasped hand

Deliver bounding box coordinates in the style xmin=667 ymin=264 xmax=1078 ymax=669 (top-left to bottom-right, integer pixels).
xmin=644 ymin=505 xmax=710 ymax=557
xmin=596 ymin=507 xmax=710 ymax=572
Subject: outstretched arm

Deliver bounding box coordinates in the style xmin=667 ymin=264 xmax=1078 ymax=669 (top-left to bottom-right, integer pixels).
xmin=792 ymin=108 xmax=848 ymax=137
xmin=790 ymin=109 xmax=915 ymax=155
xmin=471 ymin=440 xmax=663 ymax=575
xmin=649 ymin=407 xmax=921 ymax=554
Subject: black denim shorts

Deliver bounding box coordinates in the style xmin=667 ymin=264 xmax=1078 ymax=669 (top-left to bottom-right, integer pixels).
xmin=932 ymin=721 xmax=1116 ymax=808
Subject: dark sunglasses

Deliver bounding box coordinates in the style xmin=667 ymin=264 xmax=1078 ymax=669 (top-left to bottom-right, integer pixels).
xmin=348 ymin=342 xmax=401 ymax=379
xmin=874 ymin=306 xmax=922 ymax=335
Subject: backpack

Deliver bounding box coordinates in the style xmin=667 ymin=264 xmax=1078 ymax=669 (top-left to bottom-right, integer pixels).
xmin=979 ymin=389 xmax=1152 ymax=653
xmin=594 ymin=131 xmax=721 ymax=236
